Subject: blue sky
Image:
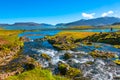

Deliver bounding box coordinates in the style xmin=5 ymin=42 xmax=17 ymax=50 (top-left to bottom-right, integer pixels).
xmin=0 ymin=0 xmax=120 ymax=24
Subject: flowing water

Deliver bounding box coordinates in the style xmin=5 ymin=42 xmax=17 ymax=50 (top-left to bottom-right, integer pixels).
xmin=18 ymin=28 xmax=120 ymax=80
xmin=1 ymin=26 xmax=120 ymax=80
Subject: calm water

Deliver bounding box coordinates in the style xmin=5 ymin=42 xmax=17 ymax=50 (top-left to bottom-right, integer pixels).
xmin=19 ymin=30 xmax=60 ymax=40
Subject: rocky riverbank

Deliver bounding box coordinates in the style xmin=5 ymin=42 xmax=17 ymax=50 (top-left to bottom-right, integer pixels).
xmin=38 ymin=31 xmax=120 ymax=80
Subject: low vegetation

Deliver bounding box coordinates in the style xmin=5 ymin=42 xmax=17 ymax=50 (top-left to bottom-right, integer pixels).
xmin=0 ymin=29 xmax=69 ymax=80
xmin=6 ymin=68 xmax=69 ymax=80
xmin=47 ymin=31 xmax=97 ymax=50
xmin=0 ymin=30 xmax=24 ymax=66
xmin=69 ymin=26 xmax=94 ymax=29
xmin=89 ymin=50 xmax=116 ymax=59
xmin=82 ymin=32 xmax=120 ymax=45
xmin=41 ymin=53 xmax=51 ymax=61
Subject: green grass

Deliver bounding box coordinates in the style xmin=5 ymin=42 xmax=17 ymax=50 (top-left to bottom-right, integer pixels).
xmin=6 ymin=68 xmax=69 ymax=80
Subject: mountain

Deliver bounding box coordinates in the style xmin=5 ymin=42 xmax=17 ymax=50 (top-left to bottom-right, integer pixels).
xmin=112 ymin=22 xmax=120 ymax=25
xmin=0 ymin=22 xmax=53 ymax=27
xmin=0 ymin=24 xmax=10 ymax=26
xmin=56 ymin=17 xmax=120 ymax=27
xmin=11 ymin=22 xmax=53 ymax=26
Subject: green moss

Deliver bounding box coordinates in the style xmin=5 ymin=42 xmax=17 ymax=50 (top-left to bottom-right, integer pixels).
xmin=6 ymin=68 xmax=69 ymax=80
xmin=66 ymin=67 xmax=81 ymax=78
xmin=83 ymin=32 xmax=120 ymax=45
xmin=90 ymin=50 xmax=116 ymax=59
xmin=58 ymin=63 xmax=68 ymax=75
xmin=113 ymin=60 xmax=120 ymax=65
xmin=47 ymin=31 xmax=96 ymax=50
xmin=64 ymin=53 xmax=73 ymax=60
xmin=41 ymin=53 xmax=51 ymax=61
xmin=58 ymin=62 xmax=82 ymax=78
xmin=48 ymin=36 xmax=78 ymax=50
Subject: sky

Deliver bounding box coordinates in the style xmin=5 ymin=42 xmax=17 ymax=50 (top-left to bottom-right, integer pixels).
xmin=0 ymin=0 xmax=120 ymax=24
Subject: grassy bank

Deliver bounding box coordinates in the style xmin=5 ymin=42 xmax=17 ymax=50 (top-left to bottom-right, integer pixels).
xmin=0 ymin=30 xmax=70 ymax=80
xmin=0 ymin=30 xmax=24 ymax=58
xmin=47 ymin=30 xmax=120 ymax=50
xmin=47 ymin=31 xmax=97 ymax=50
xmin=6 ymin=68 xmax=69 ymax=80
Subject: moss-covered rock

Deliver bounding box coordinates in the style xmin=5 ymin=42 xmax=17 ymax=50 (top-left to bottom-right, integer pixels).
xmin=58 ymin=62 xmax=69 ymax=75
xmin=58 ymin=62 xmax=82 ymax=78
xmin=47 ymin=35 xmax=78 ymax=50
xmin=113 ymin=60 xmax=120 ymax=65
xmin=82 ymin=32 xmax=120 ymax=45
xmin=66 ymin=67 xmax=81 ymax=78
xmin=64 ymin=53 xmax=73 ymax=60
xmin=41 ymin=53 xmax=51 ymax=61
xmin=90 ymin=50 xmax=116 ymax=59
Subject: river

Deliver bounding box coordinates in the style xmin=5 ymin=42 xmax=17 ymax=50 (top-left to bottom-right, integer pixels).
xmin=1 ymin=26 xmax=120 ymax=80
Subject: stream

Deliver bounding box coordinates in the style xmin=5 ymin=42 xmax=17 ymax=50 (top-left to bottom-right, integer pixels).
xmin=18 ymin=29 xmax=120 ymax=80
xmin=1 ymin=25 xmax=120 ymax=80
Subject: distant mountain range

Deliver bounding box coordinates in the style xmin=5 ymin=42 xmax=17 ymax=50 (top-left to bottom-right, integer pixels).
xmin=0 ymin=22 xmax=53 ymax=27
xmin=56 ymin=17 xmax=120 ymax=27
xmin=0 ymin=17 xmax=120 ymax=28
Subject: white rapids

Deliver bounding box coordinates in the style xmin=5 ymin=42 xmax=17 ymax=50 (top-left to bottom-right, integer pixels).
xmin=30 ymin=48 xmax=120 ymax=80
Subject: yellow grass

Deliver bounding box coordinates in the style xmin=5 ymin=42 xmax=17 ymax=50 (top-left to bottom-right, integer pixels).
xmin=56 ymin=31 xmax=97 ymax=39
xmin=70 ymin=26 xmax=93 ymax=29
xmin=0 ymin=30 xmax=23 ymax=45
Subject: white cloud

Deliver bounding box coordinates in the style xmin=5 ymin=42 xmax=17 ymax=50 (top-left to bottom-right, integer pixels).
xmin=82 ymin=13 xmax=95 ymax=19
xmin=101 ymin=11 xmax=114 ymax=17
